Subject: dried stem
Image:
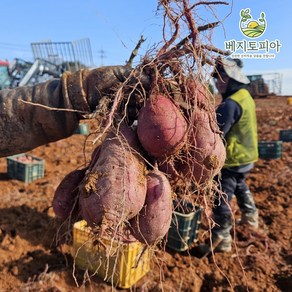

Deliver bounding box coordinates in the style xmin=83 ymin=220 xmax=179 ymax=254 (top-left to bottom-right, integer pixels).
xmin=190 ymin=1 xmax=229 ymax=10
xmin=127 ymin=35 xmax=146 ymax=67
xmin=198 ymin=21 xmax=220 ymax=32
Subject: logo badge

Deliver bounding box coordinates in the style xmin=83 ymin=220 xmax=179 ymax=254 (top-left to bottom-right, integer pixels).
xmin=223 ymin=7 xmax=281 ymax=59
xmin=239 ymin=8 xmax=267 ymax=38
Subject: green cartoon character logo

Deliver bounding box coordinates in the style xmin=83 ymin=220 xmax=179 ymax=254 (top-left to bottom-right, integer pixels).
xmin=240 ymin=8 xmax=267 ymax=38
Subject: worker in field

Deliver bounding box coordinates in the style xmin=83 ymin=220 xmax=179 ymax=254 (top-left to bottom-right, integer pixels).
xmin=0 ymin=65 xmax=148 ymax=158
xmin=207 ymin=57 xmax=259 ymax=253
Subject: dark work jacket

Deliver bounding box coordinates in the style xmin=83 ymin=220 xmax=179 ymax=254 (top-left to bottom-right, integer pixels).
xmin=216 ymin=86 xmax=256 ymax=173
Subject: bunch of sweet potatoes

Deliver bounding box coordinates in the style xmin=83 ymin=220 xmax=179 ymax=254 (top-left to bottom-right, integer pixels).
xmin=52 ymin=82 xmax=226 ymax=245
xmin=52 ymin=121 xmax=174 ymax=244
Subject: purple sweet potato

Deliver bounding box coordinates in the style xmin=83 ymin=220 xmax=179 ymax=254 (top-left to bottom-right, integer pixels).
xmin=118 ymin=121 xmax=142 ymax=152
xmin=129 ymin=169 xmax=173 ymax=245
xmin=137 ymin=94 xmax=187 ymax=158
xmin=88 ymin=145 xmax=101 ymax=171
xmin=52 ymin=168 xmax=87 ymax=220
xmin=79 ymin=125 xmax=147 ymax=229
xmin=185 ymin=79 xmax=209 ymax=108
xmin=178 ymin=108 xmax=226 ymax=184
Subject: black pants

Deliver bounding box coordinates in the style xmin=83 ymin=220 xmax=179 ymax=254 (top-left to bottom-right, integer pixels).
xmin=212 ymin=168 xmax=257 ymax=235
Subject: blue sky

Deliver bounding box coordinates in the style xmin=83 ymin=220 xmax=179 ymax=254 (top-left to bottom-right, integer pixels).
xmin=1 ymin=0 xmax=291 ymax=94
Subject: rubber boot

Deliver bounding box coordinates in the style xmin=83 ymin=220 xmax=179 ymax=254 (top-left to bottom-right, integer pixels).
xmin=192 ymin=231 xmax=232 ymax=258
xmin=240 ymin=210 xmax=259 ymax=229
xmin=193 ymin=214 xmax=232 ymax=257
xmin=212 ymin=233 xmax=232 ymax=252
xmin=191 ymin=233 xmax=232 ymax=258
xmin=236 ymin=190 xmax=259 ymax=228
xmin=212 ymin=213 xmax=233 ymax=252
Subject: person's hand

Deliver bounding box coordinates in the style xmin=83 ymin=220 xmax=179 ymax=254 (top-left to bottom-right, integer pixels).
xmin=62 ymin=65 xmax=150 ymax=112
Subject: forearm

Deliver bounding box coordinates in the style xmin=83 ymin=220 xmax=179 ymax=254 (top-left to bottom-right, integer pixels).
xmin=0 ymin=78 xmax=89 ymax=158
xmin=0 ymin=65 xmax=139 ymax=158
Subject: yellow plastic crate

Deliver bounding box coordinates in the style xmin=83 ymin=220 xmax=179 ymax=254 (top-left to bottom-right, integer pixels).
xmin=72 ymin=220 xmax=150 ymax=289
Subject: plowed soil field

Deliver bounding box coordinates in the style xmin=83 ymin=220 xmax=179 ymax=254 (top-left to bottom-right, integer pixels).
xmin=0 ymin=95 xmax=291 ymax=291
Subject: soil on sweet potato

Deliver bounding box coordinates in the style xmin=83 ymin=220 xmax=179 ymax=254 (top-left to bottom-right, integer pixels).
xmin=0 ymin=95 xmax=291 ymax=291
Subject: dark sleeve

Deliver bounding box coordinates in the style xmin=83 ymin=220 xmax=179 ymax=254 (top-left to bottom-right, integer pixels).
xmin=0 ymin=78 xmax=89 ymax=158
xmin=0 ymin=65 xmax=138 ymax=158
xmin=216 ymin=98 xmax=242 ymax=137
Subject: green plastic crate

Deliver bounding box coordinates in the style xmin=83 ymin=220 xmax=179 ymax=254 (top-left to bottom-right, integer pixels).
xmin=166 ymin=201 xmax=202 ymax=252
xmin=74 ymin=123 xmax=89 ymax=135
xmin=7 ymin=154 xmax=45 ymax=183
xmin=258 ymin=141 xmax=282 ymax=159
xmin=279 ymin=129 xmax=292 ymax=142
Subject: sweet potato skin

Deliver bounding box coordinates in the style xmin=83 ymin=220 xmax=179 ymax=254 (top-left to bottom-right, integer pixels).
xmin=129 ymin=169 xmax=173 ymax=245
xmin=137 ymin=95 xmax=187 ymax=158
xmin=178 ymin=109 xmax=226 ymax=184
xmin=52 ymin=168 xmax=86 ymax=220
xmin=185 ymin=79 xmax=208 ymax=107
xmin=157 ymin=108 xmax=226 ymax=186
xmin=79 ymin=126 xmax=147 ymax=228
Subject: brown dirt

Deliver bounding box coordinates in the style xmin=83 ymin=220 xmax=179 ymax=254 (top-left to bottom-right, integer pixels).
xmin=0 ymin=95 xmax=291 ymax=291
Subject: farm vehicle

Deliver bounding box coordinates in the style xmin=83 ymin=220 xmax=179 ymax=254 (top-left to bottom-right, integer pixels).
xmin=0 ymin=57 xmax=68 ymax=88
xmin=0 ymin=38 xmax=94 ymax=89
xmin=247 ymin=73 xmax=282 ymax=98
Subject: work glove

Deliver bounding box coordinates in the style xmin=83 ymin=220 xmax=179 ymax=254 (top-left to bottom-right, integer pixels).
xmin=61 ymin=65 xmax=150 ymax=114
